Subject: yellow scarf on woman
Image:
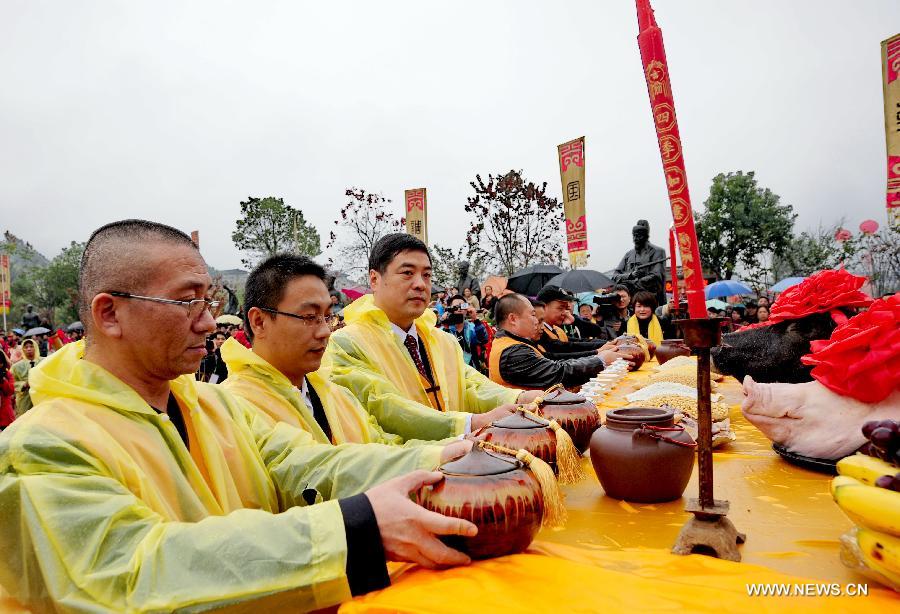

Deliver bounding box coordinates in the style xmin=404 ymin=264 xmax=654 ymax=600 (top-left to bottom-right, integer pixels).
xmin=627 ymin=314 xmax=663 ymax=345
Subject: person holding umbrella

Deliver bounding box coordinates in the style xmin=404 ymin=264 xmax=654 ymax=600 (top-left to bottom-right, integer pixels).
xmin=11 ymin=338 xmax=41 ymax=415
xmin=67 ymin=322 xmax=85 ymax=342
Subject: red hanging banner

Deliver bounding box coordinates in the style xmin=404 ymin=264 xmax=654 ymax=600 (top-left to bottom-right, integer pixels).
xmin=636 ymin=0 xmax=706 ymax=318
xmin=668 ymin=226 xmax=679 ymax=306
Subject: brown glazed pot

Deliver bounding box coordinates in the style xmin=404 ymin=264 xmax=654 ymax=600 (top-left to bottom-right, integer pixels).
xmin=536 ymin=388 xmax=600 ymax=453
xmin=589 ymin=407 xmax=695 ymax=503
xmin=480 ymin=411 xmax=557 ymax=473
xmin=655 ymin=339 xmax=692 ymax=365
xmin=416 ymin=445 xmax=544 ymax=559
xmin=616 ymin=343 xmax=646 ymax=370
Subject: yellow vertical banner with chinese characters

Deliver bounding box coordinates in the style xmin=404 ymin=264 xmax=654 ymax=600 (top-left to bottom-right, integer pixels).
xmin=404 ymin=188 xmax=428 ymax=244
xmin=557 ymin=137 xmax=588 ymax=268
xmin=0 ymin=254 xmax=10 ymax=319
xmin=883 ymin=33 xmax=900 ymax=227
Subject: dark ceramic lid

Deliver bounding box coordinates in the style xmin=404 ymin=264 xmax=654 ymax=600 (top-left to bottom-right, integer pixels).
xmin=606 ymin=407 xmax=674 ymax=425
xmin=439 ymin=445 xmax=521 ymax=476
xmin=492 ymin=411 xmax=550 ymax=430
xmin=540 ymin=388 xmax=587 ymax=406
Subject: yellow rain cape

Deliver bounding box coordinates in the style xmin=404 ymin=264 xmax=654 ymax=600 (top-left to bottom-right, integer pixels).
xmin=222 ymin=338 xmax=446 ymax=446
xmin=0 ymin=341 xmax=441 ymax=612
xmin=324 ymin=295 xmax=520 ymax=441
xmin=10 ymin=339 xmax=42 ymax=416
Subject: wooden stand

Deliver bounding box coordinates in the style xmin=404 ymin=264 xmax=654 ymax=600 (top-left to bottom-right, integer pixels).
xmin=671 ymin=318 xmax=745 ymax=561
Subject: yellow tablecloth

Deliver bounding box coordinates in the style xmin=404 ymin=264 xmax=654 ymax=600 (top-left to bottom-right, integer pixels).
xmin=344 ymin=359 xmax=900 ymax=612
xmin=548 ymin=362 xmax=854 ymax=582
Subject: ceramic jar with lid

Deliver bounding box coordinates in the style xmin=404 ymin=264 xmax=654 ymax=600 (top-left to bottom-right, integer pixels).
xmin=536 ymin=388 xmax=600 ymax=453
xmin=655 ymin=339 xmax=692 ymax=365
xmin=416 ymin=445 xmax=544 ymax=559
xmin=480 ymin=411 xmax=557 ymax=472
xmin=589 ymin=407 xmax=695 ymax=503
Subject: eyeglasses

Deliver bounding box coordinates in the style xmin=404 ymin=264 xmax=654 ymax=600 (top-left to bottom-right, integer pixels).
xmin=109 ymin=291 xmax=220 ymax=320
xmin=257 ymin=307 xmax=337 ymax=329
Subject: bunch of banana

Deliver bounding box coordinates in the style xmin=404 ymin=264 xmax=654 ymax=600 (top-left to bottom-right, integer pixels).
xmin=833 ymin=454 xmax=900 ymax=590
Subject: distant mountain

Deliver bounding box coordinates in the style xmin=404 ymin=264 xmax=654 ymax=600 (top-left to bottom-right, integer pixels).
xmin=1 ymin=232 xmax=248 ymax=293
xmin=2 ymin=231 xmax=50 ymax=277
xmin=208 ymin=266 xmax=248 ymax=292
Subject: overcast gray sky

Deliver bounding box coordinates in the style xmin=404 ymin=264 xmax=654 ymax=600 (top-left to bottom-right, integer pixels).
xmin=1 ymin=0 xmax=897 ymax=272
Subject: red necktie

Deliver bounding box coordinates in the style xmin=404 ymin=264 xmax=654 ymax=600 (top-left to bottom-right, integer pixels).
xmin=404 ymin=335 xmax=428 ymax=380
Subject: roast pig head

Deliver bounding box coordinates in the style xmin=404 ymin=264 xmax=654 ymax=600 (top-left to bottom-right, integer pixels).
xmin=711 ymin=311 xmax=842 ymax=384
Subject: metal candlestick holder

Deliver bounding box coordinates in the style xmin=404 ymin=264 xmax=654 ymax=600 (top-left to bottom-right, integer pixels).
xmin=671 ymin=317 xmax=745 ymax=561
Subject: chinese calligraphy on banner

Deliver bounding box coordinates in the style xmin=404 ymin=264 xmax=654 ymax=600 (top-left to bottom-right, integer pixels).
xmin=883 ymin=33 xmax=900 ymax=227
xmin=557 ymin=137 xmax=588 ymax=268
xmin=404 ymin=188 xmax=428 ymax=243
xmin=636 ymin=0 xmax=706 ymax=318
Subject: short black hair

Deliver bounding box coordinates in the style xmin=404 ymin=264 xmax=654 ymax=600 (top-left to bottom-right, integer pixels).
xmin=213 ymin=331 xmax=227 ymax=339
xmin=632 ymin=290 xmax=658 ymax=310
xmin=447 ymin=294 xmax=465 ymax=304
xmin=243 ymin=253 xmax=326 ymax=342
xmin=368 ymin=233 xmax=432 ymax=274
xmin=613 ymin=284 xmax=630 ymax=294
xmin=496 ymin=294 xmax=530 ymax=325
xmin=79 ymin=219 xmax=198 ymax=329
xmin=536 ymin=285 xmax=575 ymax=304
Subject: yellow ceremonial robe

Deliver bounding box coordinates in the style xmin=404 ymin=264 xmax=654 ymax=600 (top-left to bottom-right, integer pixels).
xmin=0 ymin=342 xmax=441 ymax=612
xmin=222 ymin=338 xmax=445 ymax=446
xmin=324 ymin=295 xmax=520 ymax=441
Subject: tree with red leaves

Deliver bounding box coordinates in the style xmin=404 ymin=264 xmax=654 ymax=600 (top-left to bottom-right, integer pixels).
xmin=464 ymin=170 xmax=564 ymax=276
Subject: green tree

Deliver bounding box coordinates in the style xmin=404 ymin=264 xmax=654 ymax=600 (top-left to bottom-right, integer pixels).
xmin=232 ymin=197 xmax=321 ymax=268
xmin=695 ymin=171 xmax=796 ymax=281
xmin=11 ymin=241 xmax=84 ymax=326
xmin=772 ymin=222 xmax=859 ymax=279
xmin=464 ymin=170 xmax=564 ymax=276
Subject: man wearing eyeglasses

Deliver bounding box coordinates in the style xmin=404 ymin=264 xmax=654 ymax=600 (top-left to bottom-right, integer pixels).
xmin=324 ymin=233 xmax=542 ymax=443
xmin=222 ymin=253 xmax=452 ymax=446
xmin=0 ymin=220 xmax=478 ymax=612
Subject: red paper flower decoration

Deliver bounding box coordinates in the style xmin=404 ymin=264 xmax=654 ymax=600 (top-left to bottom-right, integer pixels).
xmin=800 ymin=293 xmax=900 ymax=403
xmin=732 ymin=269 xmax=872 ymax=335
xmin=768 ymin=269 xmax=872 ymax=323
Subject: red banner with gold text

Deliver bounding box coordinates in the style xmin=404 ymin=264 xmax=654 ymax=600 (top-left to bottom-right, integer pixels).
xmin=557 ymin=137 xmax=588 ymax=268
xmin=636 ymin=0 xmax=705 ymax=318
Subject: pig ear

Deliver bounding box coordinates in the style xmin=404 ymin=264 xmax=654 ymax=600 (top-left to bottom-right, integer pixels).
xmin=742 ymin=375 xmax=757 ymax=400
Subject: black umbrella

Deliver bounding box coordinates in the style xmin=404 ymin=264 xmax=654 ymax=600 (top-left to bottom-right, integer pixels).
xmin=430 ymin=283 xmax=446 ymax=295
xmin=506 ymin=264 xmax=565 ymax=296
xmin=545 ymin=269 xmax=614 ymax=294
xmin=24 ymin=327 xmax=50 ymax=337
